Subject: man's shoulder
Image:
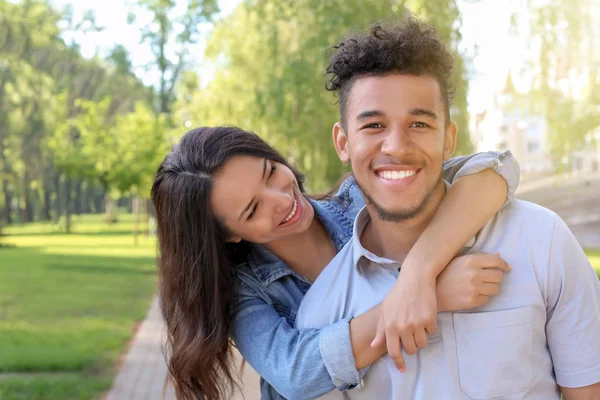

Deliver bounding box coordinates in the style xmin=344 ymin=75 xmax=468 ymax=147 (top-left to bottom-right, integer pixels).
xmin=497 ymin=199 xmax=558 ymax=228
xmin=296 ymin=240 xmax=355 ymax=328
xmin=306 ymin=240 xmax=355 ymax=297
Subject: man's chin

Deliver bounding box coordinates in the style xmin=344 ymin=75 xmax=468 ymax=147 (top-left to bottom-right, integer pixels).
xmin=371 ymin=203 xmax=423 ymax=223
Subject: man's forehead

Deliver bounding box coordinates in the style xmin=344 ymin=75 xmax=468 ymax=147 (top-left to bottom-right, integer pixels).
xmin=348 ymin=74 xmax=442 ymax=110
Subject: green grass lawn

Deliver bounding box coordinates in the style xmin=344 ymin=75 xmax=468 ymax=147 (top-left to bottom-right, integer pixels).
xmin=0 ymin=214 xmax=157 ymax=400
xmin=587 ymin=250 xmax=600 ymax=279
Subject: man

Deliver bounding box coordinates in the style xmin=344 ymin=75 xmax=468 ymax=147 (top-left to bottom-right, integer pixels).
xmin=295 ymin=18 xmax=600 ymax=399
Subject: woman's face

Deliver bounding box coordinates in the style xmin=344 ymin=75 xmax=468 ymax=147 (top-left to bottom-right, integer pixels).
xmin=210 ymin=155 xmax=315 ymax=244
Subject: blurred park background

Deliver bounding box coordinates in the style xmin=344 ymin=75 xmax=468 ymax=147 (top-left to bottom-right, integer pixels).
xmin=0 ymin=0 xmax=599 ymax=399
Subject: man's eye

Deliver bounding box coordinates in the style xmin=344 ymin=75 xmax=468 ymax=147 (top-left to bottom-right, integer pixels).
xmin=364 ymin=123 xmax=383 ymax=129
xmin=411 ymin=122 xmax=429 ymax=128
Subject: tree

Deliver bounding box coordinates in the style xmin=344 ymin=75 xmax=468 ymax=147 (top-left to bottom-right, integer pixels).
xmin=175 ymin=0 xmax=470 ymax=191
xmin=519 ymin=0 xmax=600 ymax=163
xmin=0 ymin=0 xmax=154 ymax=231
xmin=128 ymin=0 xmax=220 ymax=115
xmin=52 ymin=97 xmax=168 ymax=241
xmin=0 ymin=0 xmax=61 ymax=227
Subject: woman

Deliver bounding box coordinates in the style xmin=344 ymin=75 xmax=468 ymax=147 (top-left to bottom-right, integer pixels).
xmin=151 ymin=126 xmax=519 ymax=400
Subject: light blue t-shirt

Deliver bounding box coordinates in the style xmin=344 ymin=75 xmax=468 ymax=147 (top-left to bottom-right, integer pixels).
xmin=296 ymin=200 xmax=600 ymax=400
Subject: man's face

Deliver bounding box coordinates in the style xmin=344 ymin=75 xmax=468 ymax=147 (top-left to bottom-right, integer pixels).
xmin=333 ymin=74 xmax=457 ymax=222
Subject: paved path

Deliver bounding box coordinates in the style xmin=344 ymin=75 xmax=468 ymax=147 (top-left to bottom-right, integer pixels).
xmin=104 ymin=297 xmax=260 ymax=400
xmin=517 ymin=173 xmax=600 ymax=250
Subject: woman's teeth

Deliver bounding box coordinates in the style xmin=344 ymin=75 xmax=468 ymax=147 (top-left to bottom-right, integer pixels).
xmin=378 ymin=170 xmax=416 ymax=180
xmin=282 ymin=197 xmax=298 ymax=224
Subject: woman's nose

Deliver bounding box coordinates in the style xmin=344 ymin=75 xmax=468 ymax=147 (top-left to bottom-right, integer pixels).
xmin=268 ymin=189 xmax=293 ymax=214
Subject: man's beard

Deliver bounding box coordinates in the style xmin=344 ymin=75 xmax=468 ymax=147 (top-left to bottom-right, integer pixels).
xmin=357 ymin=171 xmax=444 ymax=223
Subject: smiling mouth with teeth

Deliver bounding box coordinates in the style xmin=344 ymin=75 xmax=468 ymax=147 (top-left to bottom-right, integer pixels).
xmin=377 ymin=170 xmax=417 ymax=180
xmin=281 ymin=196 xmax=298 ymax=224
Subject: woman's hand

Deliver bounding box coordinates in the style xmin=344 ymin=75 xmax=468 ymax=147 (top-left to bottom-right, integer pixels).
xmin=370 ymin=269 xmax=438 ymax=373
xmin=437 ymin=253 xmax=511 ymax=312
xmin=370 ymin=253 xmax=510 ymax=373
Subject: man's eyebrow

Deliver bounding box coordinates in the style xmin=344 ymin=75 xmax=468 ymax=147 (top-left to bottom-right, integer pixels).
xmin=238 ymin=158 xmax=267 ymax=221
xmin=409 ymin=108 xmax=438 ymax=120
xmin=356 ymin=110 xmax=385 ymax=120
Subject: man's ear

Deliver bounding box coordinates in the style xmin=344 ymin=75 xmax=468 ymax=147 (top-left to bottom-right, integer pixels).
xmin=332 ymin=122 xmax=350 ymax=164
xmin=443 ymin=120 xmax=458 ymax=161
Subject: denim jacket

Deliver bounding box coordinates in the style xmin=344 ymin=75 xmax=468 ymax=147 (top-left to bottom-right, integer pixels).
xmin=230 ymin=151 xmax=519 ymax=400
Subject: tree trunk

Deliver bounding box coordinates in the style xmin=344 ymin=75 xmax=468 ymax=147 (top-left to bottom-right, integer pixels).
xmin=1 ymin=178 xmax=12 ymax=225
xmin=94 ymin=190 xmax=104 ymax=214
xmin=81 ymin=181 xmax=91 ymax=214
xmin=74 ymin=178 xmax=83 ymax=216
xmin=104 ymin=193 xmax=116 ymax=224
xmin=65 ymin=179 xmax=73 ymax=233
xmin=142 ymin=197 xmax=149 ymax=237
xmin=22 ymin=171 xmax=34 ymax=223
xmin=53 ymin=173 xmax=61 ymax=224
xmin=42 ymin=179 xmax=52 ymax=221
xmin=132 ymin=194 xmax=139 ymax=246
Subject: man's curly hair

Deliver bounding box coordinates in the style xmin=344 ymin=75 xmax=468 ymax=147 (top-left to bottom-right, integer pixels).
xmin=326 ymin=18 xmax=455 ymax=128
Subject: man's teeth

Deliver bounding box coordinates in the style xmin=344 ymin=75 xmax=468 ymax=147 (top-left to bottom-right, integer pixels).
xmin=282 ymin=198 xmax=298 ymax=224
xmin=378 ymin=170 xmax=417 ymax=180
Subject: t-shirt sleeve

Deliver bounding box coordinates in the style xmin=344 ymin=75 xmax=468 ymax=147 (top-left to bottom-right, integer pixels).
xmin=544 ymin=214 xmax=600 ymax=388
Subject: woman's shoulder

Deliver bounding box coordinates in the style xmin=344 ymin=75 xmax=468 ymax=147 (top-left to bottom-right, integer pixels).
xmin=231 ymin=244 xmax=299 ymax=295
xmin=321 ymin=174 xmax=362 ymax=208
xmin=330 ymin=175 xmax=365 ymax=219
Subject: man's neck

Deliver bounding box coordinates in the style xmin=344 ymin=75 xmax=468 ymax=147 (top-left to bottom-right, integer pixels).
xmin=361 ymin=181 xmax=446 ymax=262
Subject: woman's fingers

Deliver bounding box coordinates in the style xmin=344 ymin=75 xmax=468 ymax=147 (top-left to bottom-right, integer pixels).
xmin=386 ymin=329 xmax=406 ymax=372
xmin=413 ymin=328 xmax=428 ymax=349
xmin=478 ymin=282 xmax=501 ymax=296
xmin=371 ymin=317 xmax=386 ymax=348
xmin=480 ymin=269 xmax=505 ymax=283
xmin=399 ymin=329 xmax=418 ymax=356
xmin=469 ymin=252 xmax=511 ymax=272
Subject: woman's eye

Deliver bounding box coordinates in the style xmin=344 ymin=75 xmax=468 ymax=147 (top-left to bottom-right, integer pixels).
xmin=270 ymin=164 xmax=277 ymax=176
xmin=247 ymin=204 xmax=258 ymax=221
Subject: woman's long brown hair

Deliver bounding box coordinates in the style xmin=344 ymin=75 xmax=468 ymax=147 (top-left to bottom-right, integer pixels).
xmin=151 ymin=126 xmax=304 ymax=399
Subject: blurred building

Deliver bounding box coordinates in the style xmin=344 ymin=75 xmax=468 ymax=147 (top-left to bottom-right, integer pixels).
xmin=572 ymin=129 xmax=600 ymax=173
xmin=470 ymin=74 xmax=555 ymax=178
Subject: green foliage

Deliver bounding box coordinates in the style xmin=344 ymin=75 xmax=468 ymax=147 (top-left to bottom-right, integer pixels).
xmin=521 ymin=0 xmax=600 ymax=160
xmin=0 ymin=0 xmax=159 ymax=230
xmin=175 ymin=0 xmax=471 ymax=191
xmin=0 ymin=214 xmax=157 ymax=399
xmin=50 ymin=98 xmax=168 ymax=197
xmin=130 ymin=0 xmax=220 ymax=114
xmin=110 ymin=103 xmax=170 ymax=196
xmin=587 ymin=250 xmax=600 ymax=280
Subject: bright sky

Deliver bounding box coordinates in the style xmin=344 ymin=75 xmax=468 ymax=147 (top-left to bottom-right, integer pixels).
xmin=49 ymin=0 xmax=523 ymax=114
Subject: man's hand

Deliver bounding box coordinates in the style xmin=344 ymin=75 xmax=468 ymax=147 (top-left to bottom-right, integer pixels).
xmin=371 ymin=270 xmax=437 ymax=372
xmin=437 ymin=253 xmax=511 ymax=312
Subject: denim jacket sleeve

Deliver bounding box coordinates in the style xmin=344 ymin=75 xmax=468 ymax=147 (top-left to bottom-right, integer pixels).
xmin=231 ymin=279 xmax=362 ymax=399
xmin=442 ymin=150 xmax=520 ymax=207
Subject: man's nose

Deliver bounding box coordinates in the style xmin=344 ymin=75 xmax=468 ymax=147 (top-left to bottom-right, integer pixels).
xmin=381 ymin=126 xmax=413 ymax=157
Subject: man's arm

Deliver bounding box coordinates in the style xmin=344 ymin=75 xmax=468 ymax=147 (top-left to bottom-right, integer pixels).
xmin=561 ymin=382 xmax=600 ymax=400
xmin=545 ymin=214 xmax=600 ymax=390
